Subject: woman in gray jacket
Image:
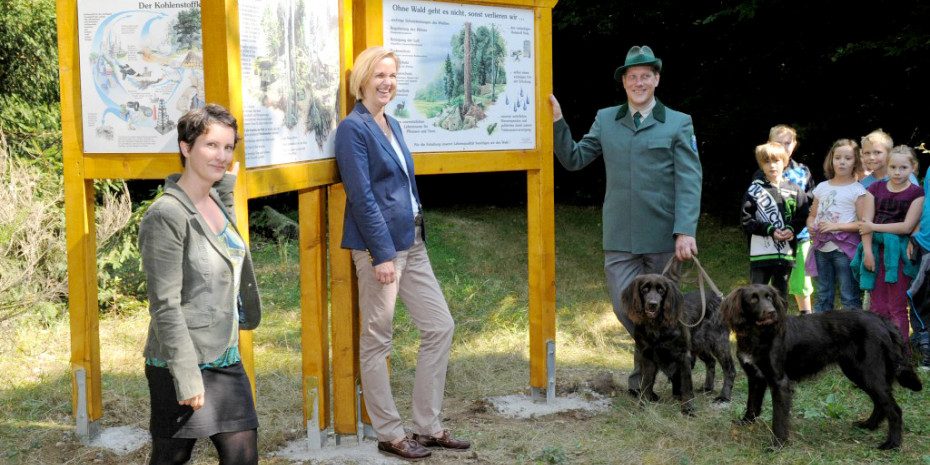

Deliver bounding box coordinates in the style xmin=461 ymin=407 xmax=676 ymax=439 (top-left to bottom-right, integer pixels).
xmin=139 ymin=104 xmax=261 ymax=465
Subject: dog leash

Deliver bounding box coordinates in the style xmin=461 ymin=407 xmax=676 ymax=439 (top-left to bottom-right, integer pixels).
xmin=662 ymin=256 xmax=724 ymax=328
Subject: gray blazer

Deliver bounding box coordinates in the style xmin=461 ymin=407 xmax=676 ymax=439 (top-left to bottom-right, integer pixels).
xmin=139 ymin=174 xmax=261 ymax=401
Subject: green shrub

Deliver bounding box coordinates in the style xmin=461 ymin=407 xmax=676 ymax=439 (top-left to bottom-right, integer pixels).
xmin=0 ymin=0 xmax=59 ymax=105
xmin=0 ymin=130 xmax=67 ymax=325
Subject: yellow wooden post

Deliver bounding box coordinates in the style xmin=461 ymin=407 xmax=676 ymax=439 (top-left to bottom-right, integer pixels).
xmin=299 ymin=187 xmax=331 ymax=428
xmin=57 ymin=0 xmax=103 ymax=430
xmin=201 ymin=0 xmax=257 ymax=395
xmin=328 ymin=184 xmax=363 ymax=434
xmin=528 ymin=1 xmax=557 ymax=393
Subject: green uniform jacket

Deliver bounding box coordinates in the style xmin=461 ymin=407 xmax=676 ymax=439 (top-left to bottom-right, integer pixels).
xmin=139 ymin=174 xmax=262 ymax=401
xmin=554 ymin=99 xmax=702 ymax=253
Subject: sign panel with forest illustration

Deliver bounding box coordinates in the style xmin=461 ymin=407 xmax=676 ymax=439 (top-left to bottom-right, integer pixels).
xmin=239 ymin=0 xmax=341 ymax=167
xmin=383 ymin=0 xmax=536 ymax=152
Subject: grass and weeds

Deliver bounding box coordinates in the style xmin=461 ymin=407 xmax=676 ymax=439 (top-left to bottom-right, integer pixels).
xmin=1 ymin=206 xmax=929 ymax=464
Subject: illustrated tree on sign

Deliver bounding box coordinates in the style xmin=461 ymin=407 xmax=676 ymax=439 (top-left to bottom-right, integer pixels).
xmin=450 ymin=23 xmax=507 ymax=104
xmin=443 ymin=54 xmax=455 ymax=104
xmin=174 ymin=8 xmax=201 ymax=51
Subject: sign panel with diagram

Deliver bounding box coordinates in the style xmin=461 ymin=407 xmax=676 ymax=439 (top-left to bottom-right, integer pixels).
xmin=77 ymin=0 xmax=206 ymax=153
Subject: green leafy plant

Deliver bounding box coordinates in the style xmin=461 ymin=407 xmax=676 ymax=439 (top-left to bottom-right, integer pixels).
xmin=820 ymin=393 xmax=847 ymax=419
xmin=534 ymin=446 xmax=568 ymax=465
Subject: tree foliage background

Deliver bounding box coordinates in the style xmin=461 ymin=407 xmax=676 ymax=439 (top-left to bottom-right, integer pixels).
xmin=1 ymin=0 xmax=929 ymax=323
xmin=547 ymin=0 xmax=930 ymax=216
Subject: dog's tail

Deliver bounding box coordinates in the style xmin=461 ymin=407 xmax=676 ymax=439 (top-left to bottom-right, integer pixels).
xmin=897 ymin=365 xmax=923 ymax=392
xmin=880 ymin=315 xmax=924 ymax=392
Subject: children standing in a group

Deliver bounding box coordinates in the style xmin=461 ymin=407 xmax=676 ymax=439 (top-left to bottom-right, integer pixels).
xmin=806 ymin=140 xmax=868 ymax=312
xmin=859 ymin=129 xmax=919 ymax=188
xmin=854 ymin=145 xmax=924 ymax=352
xmin=742 ymin=142 xmax=811 ymax=302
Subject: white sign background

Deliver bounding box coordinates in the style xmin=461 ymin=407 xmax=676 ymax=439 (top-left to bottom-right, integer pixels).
xmin=77 ymin=1 xmax=205 ymax=153
xmin=383 ymin=0 xmax=536 ymax=152
xmin=238 ymin=0 xmax=341 ymax=168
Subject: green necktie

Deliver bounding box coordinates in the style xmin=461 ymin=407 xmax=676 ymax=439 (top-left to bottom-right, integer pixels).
xmin=633 ymin=112 xmax=642 ymax=128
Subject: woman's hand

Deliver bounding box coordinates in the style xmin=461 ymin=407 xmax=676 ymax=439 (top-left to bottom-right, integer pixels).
xmin=227 ymin=161 xmax=240 ymax=177
xmin=375 ymin=260 xmax=396 ymax=285
xmin=179 ymin=393 xmax=205 ymax=410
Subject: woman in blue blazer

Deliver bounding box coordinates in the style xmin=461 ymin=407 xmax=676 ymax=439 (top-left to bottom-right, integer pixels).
xmin=335 ymin=46 xmax=470 ymax=461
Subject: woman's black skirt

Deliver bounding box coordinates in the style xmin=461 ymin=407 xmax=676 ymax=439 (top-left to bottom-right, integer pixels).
xmin=145 ymin=362 xmax=259 ymax=438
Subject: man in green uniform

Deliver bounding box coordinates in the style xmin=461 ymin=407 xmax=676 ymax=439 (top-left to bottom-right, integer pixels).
xmin=549 ymin=45 xmax=702 ymax=395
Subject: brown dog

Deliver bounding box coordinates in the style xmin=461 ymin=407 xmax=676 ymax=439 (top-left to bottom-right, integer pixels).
xmin=721 ymin=284 xmax=922 ymax=449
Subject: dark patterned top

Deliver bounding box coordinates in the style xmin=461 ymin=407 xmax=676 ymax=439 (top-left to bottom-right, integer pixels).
xmin=868 ymin=181 xmax=924 ymax=225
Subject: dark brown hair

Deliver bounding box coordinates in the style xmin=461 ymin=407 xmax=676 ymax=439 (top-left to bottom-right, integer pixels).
xmin=176 ymin=103 xmax=239 ymax=166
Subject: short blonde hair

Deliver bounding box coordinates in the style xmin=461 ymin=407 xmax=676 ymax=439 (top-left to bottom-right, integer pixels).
xmin=861 ymin=129 xmax=893 ymax=152
xmin=755 ymin=142 xmax=789 ymax=168
xmin=768 ymin=124 xmax=797 ymax=143
xmin=350 ymin=46 xmax=400 ymax=101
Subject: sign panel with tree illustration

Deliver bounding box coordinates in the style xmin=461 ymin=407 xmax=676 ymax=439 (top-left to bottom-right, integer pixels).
xmin=77 ymin=0 xmax=206 ymax=153
xmin=238 ymin=0 xmax=341 ymax=167
xmin=383 ymin=0 xmax=536 ymax=152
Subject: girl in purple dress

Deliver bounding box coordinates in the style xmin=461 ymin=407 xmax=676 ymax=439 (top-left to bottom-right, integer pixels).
xmin=858 ymin=147 xmax=925 ymax=351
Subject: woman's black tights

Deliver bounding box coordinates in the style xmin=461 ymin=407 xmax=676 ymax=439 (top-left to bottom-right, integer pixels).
xmin=150 ymin=429 xmax=258 ymax=465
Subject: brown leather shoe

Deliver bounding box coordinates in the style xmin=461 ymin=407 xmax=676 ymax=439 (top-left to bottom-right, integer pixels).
xmin=377 ymin=438 xmax=432 ymax=461
xmin=413 ymin=429 xmax=471 ymax=450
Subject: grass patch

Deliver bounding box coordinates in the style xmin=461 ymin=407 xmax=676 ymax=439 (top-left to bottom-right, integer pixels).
xmin=1 ymin=206 xmax=929 ymax=464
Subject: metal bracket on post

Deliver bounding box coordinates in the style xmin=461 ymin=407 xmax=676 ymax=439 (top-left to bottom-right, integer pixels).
xmin=305 ymin=376 xmax=325 ymax=450
xmin=546 ymin=339 xmax=556 ymax=402
xmin=336 ymin=381 xmax=366 ymax=446
xmin=74 ymin=368 xmax=99 ymax=444
xmin=530 ymin=340 xmax=557 ymax=403
xmin=355 ymin=383 xmax=364 ymax=443
xmin=358 ymin=382 xmax=377 ymax=441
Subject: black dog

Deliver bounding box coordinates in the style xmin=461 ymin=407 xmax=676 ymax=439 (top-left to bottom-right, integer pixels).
xmin=721 ymin=284 xmax=923 ymax=450
xmin=682 ymin=289 xmax=736 ymax=403
xmin=622 ymin=274 xmax=736 ymax=413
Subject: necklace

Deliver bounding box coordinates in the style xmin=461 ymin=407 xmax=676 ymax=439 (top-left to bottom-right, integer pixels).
xmin=376 ymin=117 xmax=390 ymax=138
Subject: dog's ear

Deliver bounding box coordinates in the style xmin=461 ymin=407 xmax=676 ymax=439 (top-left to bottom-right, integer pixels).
xmin=663 ymin=278 xmax=684 ymax=326
xmin=622 ymin=277 xmax=644 ymax=325
xmin=720 ymin=288 xmax=745 ymax=330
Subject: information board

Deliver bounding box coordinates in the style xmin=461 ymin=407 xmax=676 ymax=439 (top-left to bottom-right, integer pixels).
xmin=238 ymin=0 xmax=341 ymax=167
xmin=77 ymin=0 xmax=205 ymax=153
xmin=383 ymin=0 xmax=536 ymax=152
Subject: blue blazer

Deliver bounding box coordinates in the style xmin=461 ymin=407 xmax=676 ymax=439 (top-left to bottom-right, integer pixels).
xmin=335 ymin=102 xmax=422 ymax=266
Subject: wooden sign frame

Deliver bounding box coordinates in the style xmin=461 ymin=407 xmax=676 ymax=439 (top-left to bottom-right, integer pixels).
xmin=56 ymin=0 xmax=352 ymax=437
xmin=57 ymin=0 xmax=555 ymax=443
xmin=326 ymin=0 xmax=557 ymax=437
